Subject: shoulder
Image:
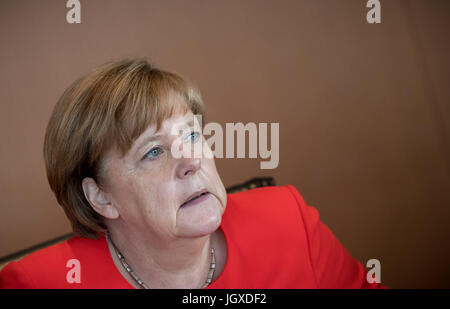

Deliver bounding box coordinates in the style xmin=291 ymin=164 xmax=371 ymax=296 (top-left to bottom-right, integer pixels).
xmin=222 ymin=184 xmax=315 ymax=242
xmin=0 ymin=236 xmax=106 ymax=288
xmin=227 ymin=184 xmax=308 ymax=206
xmin=224 ymin=184 xmax=311 ymax=222
xmin=216 ymin=185 xmax=320 ymax=287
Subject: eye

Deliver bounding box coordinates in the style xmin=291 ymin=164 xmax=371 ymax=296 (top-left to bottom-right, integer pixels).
xmin=187 ymin=131 xmax=201 ymax=143
xmin=143 ymin=146 xmax=164 ymax=161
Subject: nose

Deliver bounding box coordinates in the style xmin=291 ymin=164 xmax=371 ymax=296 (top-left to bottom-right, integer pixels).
xmin=176 ymin=157 xmax=201 ymax=179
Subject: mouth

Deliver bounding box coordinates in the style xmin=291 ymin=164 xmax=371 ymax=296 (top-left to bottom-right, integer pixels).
xmin=180 ymin=189 xmax=210 ymax=208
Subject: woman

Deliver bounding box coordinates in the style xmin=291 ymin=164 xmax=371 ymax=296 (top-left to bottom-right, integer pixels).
xmin=0 ymin=59 xmax=385 ymax=289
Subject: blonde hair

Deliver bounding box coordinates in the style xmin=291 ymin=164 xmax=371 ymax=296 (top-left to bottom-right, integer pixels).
xmin=44 ymin=58 xmax=204 ymax=238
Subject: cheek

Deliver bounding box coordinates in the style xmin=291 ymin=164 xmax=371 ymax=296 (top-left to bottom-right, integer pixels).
xmin=105 ymin=170 xmax=153 ymax=210
xmin=135 ymin=176 xmax=179 ymax=213
xmin=203 ymin=161 xmax=218 ymax=182
xmin=203 ymin=159 xmax=227 ymax=204
xmin=117 ymin=180 xmax=176 ymax=227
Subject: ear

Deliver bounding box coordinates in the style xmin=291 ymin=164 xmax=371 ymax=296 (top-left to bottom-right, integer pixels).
xmin=82 ymin=177 xmax=119 ymax=219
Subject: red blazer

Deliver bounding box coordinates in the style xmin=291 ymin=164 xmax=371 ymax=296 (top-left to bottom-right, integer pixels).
xmin=0 ymin=185 xmax=386 ymax=289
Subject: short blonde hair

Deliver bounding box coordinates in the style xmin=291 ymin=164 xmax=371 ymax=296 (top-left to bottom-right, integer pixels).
xmin=44 ymin=58 xmax=204 ymax=238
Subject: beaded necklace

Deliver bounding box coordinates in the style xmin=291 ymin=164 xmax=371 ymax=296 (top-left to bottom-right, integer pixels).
xmin=105 ymin=231 xmax=216 ymax=289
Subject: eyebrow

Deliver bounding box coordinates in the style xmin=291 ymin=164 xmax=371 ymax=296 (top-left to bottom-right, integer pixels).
xmin=134 ymin=133 xmax=164 ymax=154
xmin=134 ymin=118 xmax=196 ymax=153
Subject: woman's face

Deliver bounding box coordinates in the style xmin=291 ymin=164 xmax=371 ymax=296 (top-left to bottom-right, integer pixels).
xmin=98 ymin=94 xmax=227 ymax=242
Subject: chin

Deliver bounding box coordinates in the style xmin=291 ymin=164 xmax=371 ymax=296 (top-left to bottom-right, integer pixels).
xmin=177 ymin=214 xmax=222 ymax=238
xmin=175 ymin=193 xmax=224 ymax=238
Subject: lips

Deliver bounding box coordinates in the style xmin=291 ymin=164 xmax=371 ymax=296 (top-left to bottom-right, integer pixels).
xmin=181 ymin=189 xmax=209 ymax=207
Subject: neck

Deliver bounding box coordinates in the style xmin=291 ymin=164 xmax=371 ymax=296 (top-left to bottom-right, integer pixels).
xmin=105 ymin=223 xmax=213 ymax=289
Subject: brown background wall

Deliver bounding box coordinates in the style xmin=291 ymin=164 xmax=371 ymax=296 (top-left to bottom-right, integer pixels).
xmin=0 ymin=0 xmax=449 ymax=288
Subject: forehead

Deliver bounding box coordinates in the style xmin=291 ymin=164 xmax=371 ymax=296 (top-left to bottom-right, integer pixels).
xmin=105 ymin=93 xmax=193 ymax=151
